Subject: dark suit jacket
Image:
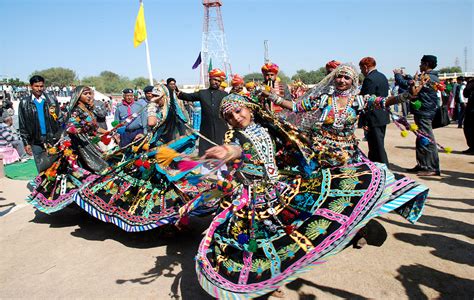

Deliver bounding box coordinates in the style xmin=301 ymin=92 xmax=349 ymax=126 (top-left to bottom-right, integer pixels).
xmin=360 ymin=69 xmax=390 ymax=127
xmin=179 ymin=88 xmax=228 ymax=155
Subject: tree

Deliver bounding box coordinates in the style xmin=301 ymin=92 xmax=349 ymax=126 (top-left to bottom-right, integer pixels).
xmin=291 ymin=67 xmax=326 ymax=84
xmin=243 ymin=72 xmax=264 ymax=83
xmin=438 ymin=66 xmax=463 ymax=74
xmin=132 ymin=77 xmax=150 ymax=89
xmin=0 ymin=78 xmax=27 ymax=86
xmin=30 ymin=67 xmax=77 ymax=86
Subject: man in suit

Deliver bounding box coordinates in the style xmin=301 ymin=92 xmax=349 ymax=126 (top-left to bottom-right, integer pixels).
xmin=359 ymin=57 xmax=390 ymax=165
xmin=177 ymin=68 xmax=228 ymax=155
xmin=18 ymin=75 xmax=62 ymax=171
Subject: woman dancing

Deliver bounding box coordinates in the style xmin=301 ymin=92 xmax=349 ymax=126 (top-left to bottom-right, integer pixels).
xmin=193 ymin=92 xmax=428 ymax=298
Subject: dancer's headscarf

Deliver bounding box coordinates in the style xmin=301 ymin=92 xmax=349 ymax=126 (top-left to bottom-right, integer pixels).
xmin=300 ymin=63 xmax=359 ymax=99
xmin=220 ymin=93 xmax=259 ymax=118
xmin=68 ymin=86 xmax=92 ymax=113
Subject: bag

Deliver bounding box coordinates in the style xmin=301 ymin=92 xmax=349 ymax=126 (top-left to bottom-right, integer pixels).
xmin=432 ymin=105 xmax=450 ymax=129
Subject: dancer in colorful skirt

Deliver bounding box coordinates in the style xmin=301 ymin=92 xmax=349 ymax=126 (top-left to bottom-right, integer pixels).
xmin=27 ymin=86 xmax=110 ymax=213
xmin=74 ymin=83 xmax=216 ymax=232
xmin=27 ymin=84 xmax=214 ymax=232
xmin=192 ymin=92 xmax=428 ymax=298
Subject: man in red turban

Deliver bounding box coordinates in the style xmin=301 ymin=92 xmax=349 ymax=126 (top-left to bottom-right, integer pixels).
xmin=177 ymin=68 xmax=228 ymax=155
xmin=261 ymin=62 xmax=291 ymax=112
xmin=325 ymin=60 xmax=341 ymax=74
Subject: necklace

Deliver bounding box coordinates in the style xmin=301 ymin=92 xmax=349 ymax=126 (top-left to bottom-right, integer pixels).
xmin=241 ymin=123 xmax=278 ymax=180
xmin=332 ymin=95 xmax=350 ymax=129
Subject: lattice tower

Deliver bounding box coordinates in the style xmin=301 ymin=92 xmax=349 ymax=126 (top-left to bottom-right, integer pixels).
xmin=201 ymin=0 xmax=232 ymax=86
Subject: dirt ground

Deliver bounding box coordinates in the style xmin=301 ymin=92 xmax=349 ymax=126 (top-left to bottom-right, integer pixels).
xmin=0 ymin=121 xmax=473 ymax=299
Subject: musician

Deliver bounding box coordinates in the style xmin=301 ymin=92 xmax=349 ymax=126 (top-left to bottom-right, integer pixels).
xmin=261 ymin=62 xmax=292 ymax=112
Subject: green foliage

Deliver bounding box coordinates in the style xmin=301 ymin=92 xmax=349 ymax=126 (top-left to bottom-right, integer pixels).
xmin=291 ymin=67 xmax=327 ymax=84
xmin=30 ymin=67 xmax=77 ymax=87
xmin=0 ymin=78 xmax=28 ymax=86
xmin=438 ymin=66 xmax=463 ymax=74
xmin=132 ymin=77 xmax=150 ymax=89
xmin=243 ymin=72 xmax=264 ymax=83
xmin=80 ymin=71 xmax=136 ymax=93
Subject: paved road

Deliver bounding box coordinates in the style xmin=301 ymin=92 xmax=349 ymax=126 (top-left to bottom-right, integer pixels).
xmin=1 ymin=122 xmax=473 ymax=299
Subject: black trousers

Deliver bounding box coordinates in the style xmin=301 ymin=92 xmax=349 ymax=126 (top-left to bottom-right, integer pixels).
xmin=464 ymin=108 xmax=474 ymax=149
xmin=367 ymin=125 xmax=389 ymax=165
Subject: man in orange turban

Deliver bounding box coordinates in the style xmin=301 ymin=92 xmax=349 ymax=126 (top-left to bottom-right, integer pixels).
xmin=261 ymin=62 xmax=291 ymax=112
xmin=177 ymin=68 xmax=228 ymax=155
xmin=230 ymin=74 xmax=244 ymax=94
xmin=208 ymin=68 xmax=226 ymax=81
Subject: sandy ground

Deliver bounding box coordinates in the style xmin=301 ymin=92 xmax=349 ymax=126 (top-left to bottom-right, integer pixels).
xmin=0 ymin=121 xmax=473 ymax=299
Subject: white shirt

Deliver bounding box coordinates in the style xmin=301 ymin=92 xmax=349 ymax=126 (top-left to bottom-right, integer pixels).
xmin=31 ymin=94 xmax=46 ymax=103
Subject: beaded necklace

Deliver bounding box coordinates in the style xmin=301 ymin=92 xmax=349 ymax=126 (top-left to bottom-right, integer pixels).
xmin=241 ymin=123 xmax=278 ymax=180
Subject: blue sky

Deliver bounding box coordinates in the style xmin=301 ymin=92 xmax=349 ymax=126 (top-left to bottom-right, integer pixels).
xmin=1 ymin=0 xmax=473 ymax=84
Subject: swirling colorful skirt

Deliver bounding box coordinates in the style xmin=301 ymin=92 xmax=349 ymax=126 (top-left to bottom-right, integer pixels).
xmin=195 ymin=160 xmax=428 ymax=299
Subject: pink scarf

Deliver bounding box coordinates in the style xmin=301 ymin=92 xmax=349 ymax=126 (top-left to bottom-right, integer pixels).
xmin=122 ymin=99 xmax=135 ymax=116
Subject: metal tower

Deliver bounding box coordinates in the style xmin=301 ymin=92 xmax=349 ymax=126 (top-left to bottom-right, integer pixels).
xmin=264 ymin=40 xmax=270 ymax=63
xmin=201 ymin=0 xmax=232 ymax=85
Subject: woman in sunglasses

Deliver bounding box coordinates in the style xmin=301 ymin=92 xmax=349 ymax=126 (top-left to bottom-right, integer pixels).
xmin=262 ymin=63 xmax=415 ymax=168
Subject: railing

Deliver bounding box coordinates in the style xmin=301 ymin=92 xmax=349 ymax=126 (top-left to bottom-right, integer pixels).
xmin=438 ymin=72 xmax=474 ymax=79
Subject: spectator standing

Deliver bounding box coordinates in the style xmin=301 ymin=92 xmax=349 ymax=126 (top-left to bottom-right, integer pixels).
xmin=359 ymin=57 xmax=390 ymax=165
xmin=18 ymin=75 xmax=62 ymax=171
xmin=462 ymin=78 xmax=474 ymax=154
xmin=456 ymin=77 xmax=467 ymax=128
xmin=114 ymin=88 xmax=147 ymax=147
xmin=177 ymin=69 xmax=228 ymax=155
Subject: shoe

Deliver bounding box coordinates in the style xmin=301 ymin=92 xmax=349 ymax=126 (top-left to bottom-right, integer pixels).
xmin=405 ymin=166 xmax=422 ymax=173
xmin=417 ymin=170 xmax=439 ymax=176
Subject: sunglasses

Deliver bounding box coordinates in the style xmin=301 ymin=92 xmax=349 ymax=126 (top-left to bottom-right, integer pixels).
xmin=336 ymin=74 xmax=352 ymax=80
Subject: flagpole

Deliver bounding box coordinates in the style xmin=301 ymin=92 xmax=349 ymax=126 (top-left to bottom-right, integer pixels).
xmin=144 ymin=37 xmax=154 ymax=86
xmin=139 ymin=0 xmax=153 ymax=86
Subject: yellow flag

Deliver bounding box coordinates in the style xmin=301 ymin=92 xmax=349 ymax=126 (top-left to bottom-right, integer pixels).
xmin=133 ymin=3 xmax=147 ymax=48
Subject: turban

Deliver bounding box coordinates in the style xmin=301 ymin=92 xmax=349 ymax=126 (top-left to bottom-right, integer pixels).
xmin=245 ymin=82 xmax=255 ymax=89
xmin=325 ymin=60 xmax=341 ymax=72
xmin=220 ymin=93 xmax=258 ymax=118
xmin=231 ymin=74 xmax=244 ymax=87
xmin=261 ymin=62 xmax=279 ymax=74
xmin=209 ymin=68 xmax=226 ymax=80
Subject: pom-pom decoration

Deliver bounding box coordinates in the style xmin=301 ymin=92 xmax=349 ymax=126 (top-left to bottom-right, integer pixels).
xmin=409 ymin=124 xmax=419 ymax=131
xmin=247 ymin=239 xmax=258 ymax=253
xmin=411 ymin=100 xmax=422 ymax=110
xmin=111 ymin=120 xmax=120 ymax=127
xmin=444 ymin=147 xmax=452 ymax=154
xmin=155 ymin=146 xmax=180 ymax=167
xmin=237 ymin=233 xmax=249 ymax=245
xmin=400 ymin=130 xmax=409 ymax=137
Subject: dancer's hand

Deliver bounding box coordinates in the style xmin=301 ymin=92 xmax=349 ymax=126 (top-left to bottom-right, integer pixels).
xmin=202 ymin=146 xmax=229 ymax=160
